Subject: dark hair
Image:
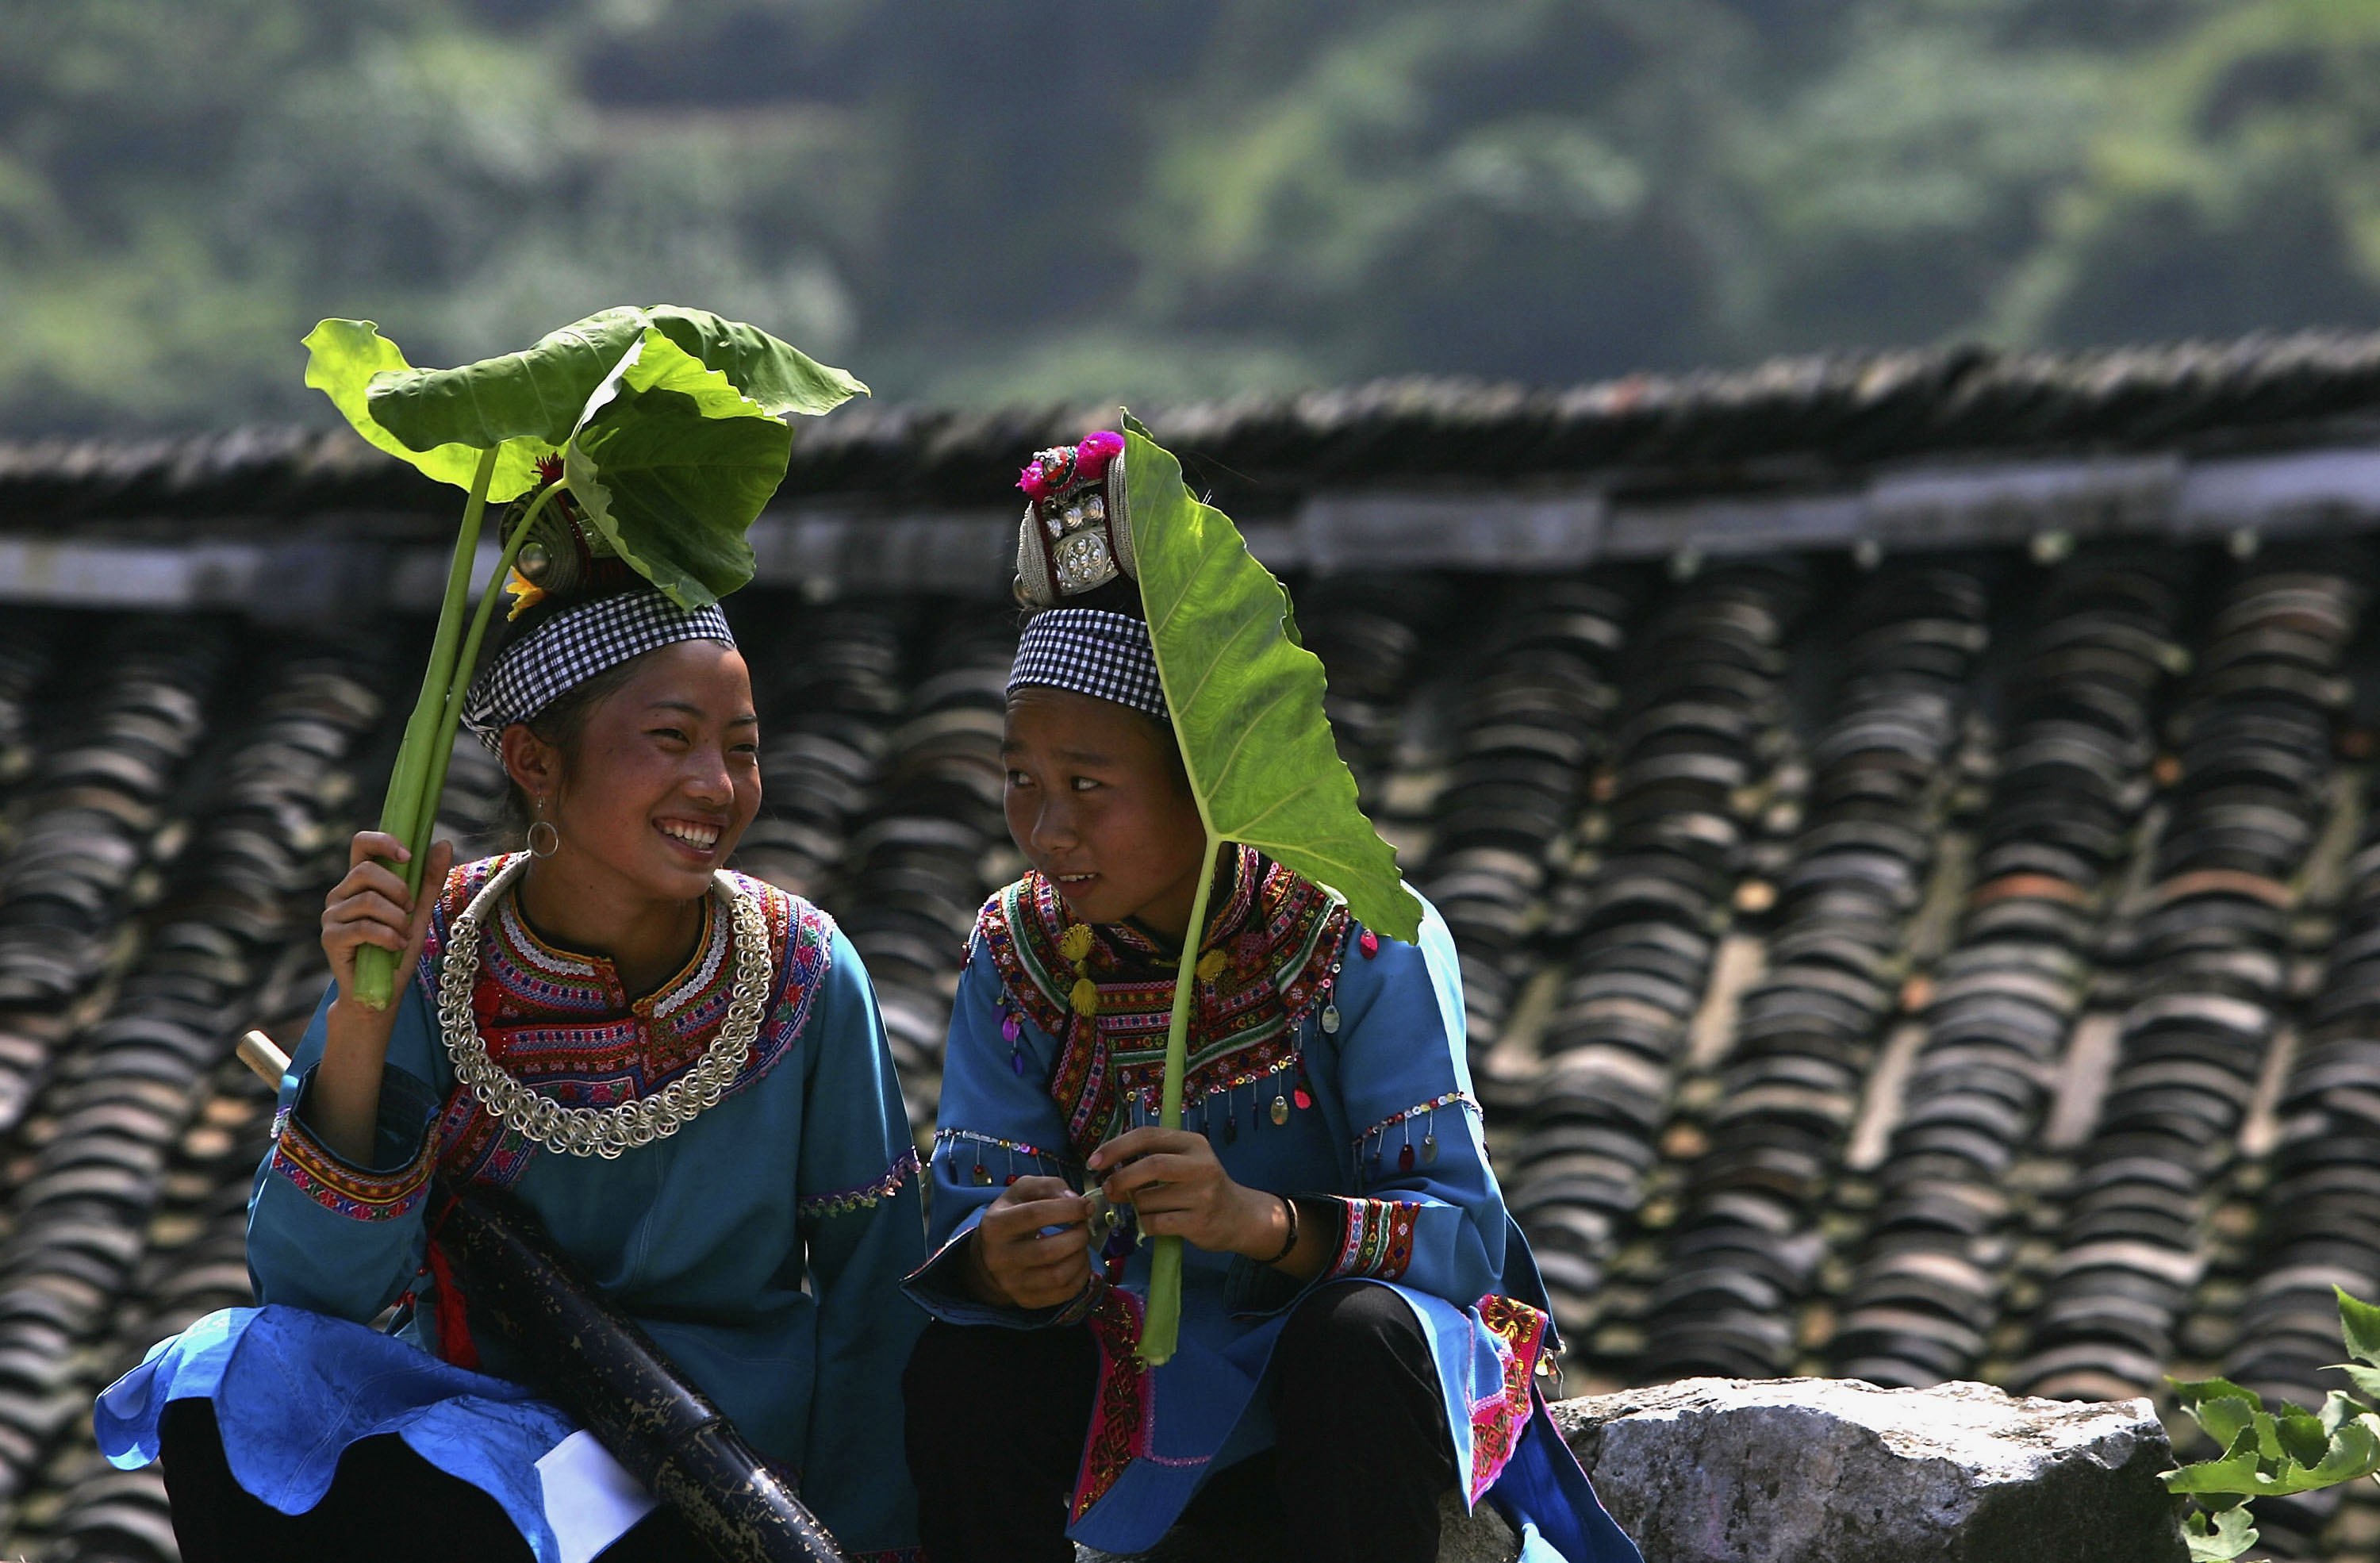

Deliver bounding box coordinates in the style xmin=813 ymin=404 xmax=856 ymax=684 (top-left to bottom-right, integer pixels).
xmin=1014 ymin=580 xmax=1189 ymax=792
xmin=1026 ymin=578 xmax=1144 ymax=622
xmin=493 ymin=655 xmax=648 ymax=841
xmin=478 ymin=587 xmax=669 ymax=843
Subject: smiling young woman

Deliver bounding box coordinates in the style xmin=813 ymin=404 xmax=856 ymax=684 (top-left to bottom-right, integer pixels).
xmin=897 ymin=435 xmax=1638 ymax=1563
xmin=97 ymin=584 xmax=926 ymax=1563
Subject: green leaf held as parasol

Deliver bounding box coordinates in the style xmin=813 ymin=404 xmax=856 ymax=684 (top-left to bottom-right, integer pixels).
xmin=1120 ymin=415 xmax=1422 ymax=1366
xmin=304 ymin=307 xmax=864 ymax=1009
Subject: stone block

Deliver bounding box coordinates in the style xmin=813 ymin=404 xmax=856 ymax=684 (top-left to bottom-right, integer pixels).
xmin=1553 ymin=1376 xmax=2189 ymax=1563
xmin=1082 ymin=1375 xmax=2187 ymax=1562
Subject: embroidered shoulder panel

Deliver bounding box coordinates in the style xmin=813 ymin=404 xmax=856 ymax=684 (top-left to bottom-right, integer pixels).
xmin=427 ymin=858 xmax=837 ymax=1189
xmin=973 ymin=848 xmax=1351 ymax=1162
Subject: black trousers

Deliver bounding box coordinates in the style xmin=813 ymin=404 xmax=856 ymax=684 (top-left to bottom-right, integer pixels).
xmin=158 ymin=1400 xmax=722 ymax=1563
xmin=904 ymin=1281 xmax=1457 ymax=1563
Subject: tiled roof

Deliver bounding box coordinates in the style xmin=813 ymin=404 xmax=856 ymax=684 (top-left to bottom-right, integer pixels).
xmin=9 ymin=331 xmax=2380 ymax=528
xmin=10 ymin=335 xmax=2380 ymax=1558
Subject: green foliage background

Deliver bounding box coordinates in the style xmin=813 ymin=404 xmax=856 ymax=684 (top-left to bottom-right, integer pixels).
xmin=10 ymin=0 xmax=2380 ymax=432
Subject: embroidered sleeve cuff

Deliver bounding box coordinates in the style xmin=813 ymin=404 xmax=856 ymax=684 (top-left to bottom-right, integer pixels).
xmin=267 ymin=1068 xmax=438 ymax=1223
xmin=1323 ymin=1196 xmax=1421 ymax=1282
xmin=800 ymin=1146 xmax=920 ymax=1221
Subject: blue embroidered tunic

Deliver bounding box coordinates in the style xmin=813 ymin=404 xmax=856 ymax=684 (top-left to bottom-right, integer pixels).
xmin=95 ymin=855 xmax=926 ymax=1561
xmin=906 ymin=847 xmax=1638 ymax=1562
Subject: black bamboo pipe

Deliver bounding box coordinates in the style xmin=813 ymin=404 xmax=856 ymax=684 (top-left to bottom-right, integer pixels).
xmin=238 ymin=1031 xmax=847 ymax=1563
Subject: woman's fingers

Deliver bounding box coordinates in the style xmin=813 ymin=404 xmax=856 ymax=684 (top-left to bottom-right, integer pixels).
xmin=323 ymin=912 xmax=405 ymax=954
xmin=340 ymin=919 xmax=409 ymax=954
xmin=984 ymin=1195 xmax=1090 ymax=1240
xmin=327 ymin=889 xmax=412 ymax=931
xmin=348 ymin=831 xmax=409 ymax=869
xmin=1103 ymin=1154 xmax=1210 ymax=1202
xmin=1087 ymin=1127 xmax=1204 ymax=1173
xmin=401 ymin=842 xmax=453 ymax=954
xmin=993 ymin=1176 xmax=1075 ymax=1207
xmin=323 ymin=842 xmax=451 ymax=964
xmin=332 ymin=859 xmax=411 ymax=905
xmin=977 ymin=1181 xmax=1100 ymax=1304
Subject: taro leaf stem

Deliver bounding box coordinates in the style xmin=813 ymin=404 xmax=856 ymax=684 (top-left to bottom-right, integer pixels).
xmin=407 ymin=480 xmax=557 ymax=879
xmin=351 ymin=446 xmax=498 ymax=1010
xmin=1138 ymin=829 xmax=1223 ymax=1368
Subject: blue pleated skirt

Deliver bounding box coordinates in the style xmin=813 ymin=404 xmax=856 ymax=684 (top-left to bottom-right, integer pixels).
xmin=95 ymin=1306 xmax=596 ymax=1563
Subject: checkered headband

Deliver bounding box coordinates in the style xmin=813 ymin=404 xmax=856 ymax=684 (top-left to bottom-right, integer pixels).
xmin=1008 ymin=608 xmax=1169 ymax=724
xmin=462 ymin=589 xmax=736 ymax=751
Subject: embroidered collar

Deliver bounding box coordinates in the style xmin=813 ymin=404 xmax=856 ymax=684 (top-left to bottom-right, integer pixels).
xmin=977 ymin=846 xmax=1349 ymax=1160
xmin=495 ymin=885 xmax=727 ymax=1021
xmin=417 ymin=855 xmax=837 ymax=1189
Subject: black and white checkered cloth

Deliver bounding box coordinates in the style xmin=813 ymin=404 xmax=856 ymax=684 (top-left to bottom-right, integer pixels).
xmin=462 ymin=589 xmax=736 ymax=751
xmin=1008 ymin=608 xmax=1169 ymax=723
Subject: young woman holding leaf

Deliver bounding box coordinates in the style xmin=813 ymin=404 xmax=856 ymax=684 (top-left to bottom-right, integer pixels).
xmin=92 ymin=314 xmax=925 ymax=1563
xmin=900 ymin=429 xmax=1640 ymax=1563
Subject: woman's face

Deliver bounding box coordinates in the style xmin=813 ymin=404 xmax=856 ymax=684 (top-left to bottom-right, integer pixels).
xmin=1003 ymin=685 xmax=1209 ymax=937
xmin=508 ymin=640 xmax=762 ymax=904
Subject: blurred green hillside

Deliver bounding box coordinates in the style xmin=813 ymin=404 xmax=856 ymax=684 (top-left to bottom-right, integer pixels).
xmin=7 ymin=0 xmax=2380 ymax=431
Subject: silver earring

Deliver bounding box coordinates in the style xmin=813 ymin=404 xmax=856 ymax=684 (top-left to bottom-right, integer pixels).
xmin=526 ymin=799 xmax=559 ymax=859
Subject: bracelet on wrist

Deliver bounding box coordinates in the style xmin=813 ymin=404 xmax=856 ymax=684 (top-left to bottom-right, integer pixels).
xmin=1260 ymin=1194 xmax=1299 ymax=1265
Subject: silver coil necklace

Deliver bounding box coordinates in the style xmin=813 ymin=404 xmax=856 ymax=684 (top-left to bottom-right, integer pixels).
xmin=436 ymin=853 xmax=772 ymax=1159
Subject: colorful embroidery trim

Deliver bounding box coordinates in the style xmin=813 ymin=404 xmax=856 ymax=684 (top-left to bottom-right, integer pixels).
xmin=1328 ymin=1196 xmax=1420 ymax=1281
xmin=1070 ymin=1281 xmax=1154 ymax=1522
xmin=933 ymin=1127 xmax=1067 ymax=1162
xmin=933 ymin=1127 xmax=1072 ymax=1173
xmin=1468 ymin=1294 xmax=1549 ymax=1503
xmin=975 ymin=847 xmax=1350 ymax=1162
xmin=420 ymin=858 xmax=835 ymax=1190
xmin=268 ymin=1105 xmax=434 ymax=1222
xmin=800 ymin=1146 xmax=919 ymax=1219
xmin=932 ymin=1127 xmax=1073 ymax=1190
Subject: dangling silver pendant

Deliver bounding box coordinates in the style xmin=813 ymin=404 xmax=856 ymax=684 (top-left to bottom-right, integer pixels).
xmin=1422 ymin=1134 xmax=1438 ymax=1164
xmin=1271 ymin=1094 xmax=1289 ymax=1126
xmin=1320 ymin=1004 xmax=1340 ymax=1035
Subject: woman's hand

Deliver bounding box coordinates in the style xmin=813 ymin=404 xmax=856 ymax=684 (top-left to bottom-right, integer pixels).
xmin=1089 ymin=1128 xmax=1284 ymax=1261
xmin=308 ymin=831 xmax=451 ymax=1166
xmin=968 ymin=1176 xmax=1095 ymax=1310
xmin=321 ymin=831 xmax=451 ymax=1010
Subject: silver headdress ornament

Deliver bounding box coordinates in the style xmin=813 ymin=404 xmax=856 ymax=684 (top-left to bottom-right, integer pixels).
xmin=1014 ymin=430 xmax=1135 ymax=607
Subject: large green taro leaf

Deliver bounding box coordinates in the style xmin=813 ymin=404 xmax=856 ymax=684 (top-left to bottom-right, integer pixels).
xmin=303 ymin=319 xmax=557 ymax=501
xmin=362 ymin=304 xmax=861 ymax=459
xmin=364 ymin=305 xmax=647 ymax=459
xmin=644 ymin=305 xmax=869 ymax=418
xmin=1126 ymin=424 xmax=1421 ymax=942
xmin=312 ymin=306 xmax=863 ymax=505
xmin=565 ymin=328 xmax=793 ymax=609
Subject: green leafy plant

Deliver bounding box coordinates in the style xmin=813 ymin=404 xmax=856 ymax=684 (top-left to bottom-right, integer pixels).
xmin=1121 ymin=414 xmax=1422 ymax=1366
xmin=306 ymin=306 xmax=865 ymax=1008
xmin=2164 ymin=1288 xmax=2380 ymax=1560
